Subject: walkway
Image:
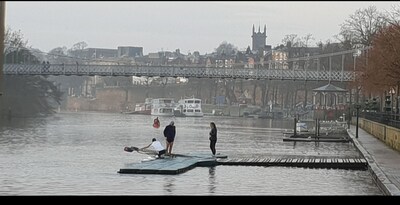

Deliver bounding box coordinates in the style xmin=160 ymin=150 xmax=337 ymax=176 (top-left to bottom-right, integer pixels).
xmin=3 ymin=64 xmax=355 ymax=81
xmin=348 ymin=125 xmax=400 ymax=195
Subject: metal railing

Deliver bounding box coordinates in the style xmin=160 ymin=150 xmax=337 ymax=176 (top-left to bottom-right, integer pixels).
xmin=2 ymin=64 xmax=358 ymax=81
xmin=362 ymin=112 xmax=400 ymax=129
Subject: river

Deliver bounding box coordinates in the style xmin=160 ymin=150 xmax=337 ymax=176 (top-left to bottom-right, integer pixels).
xmin=0 ymin=112 xmax=381 ymax=195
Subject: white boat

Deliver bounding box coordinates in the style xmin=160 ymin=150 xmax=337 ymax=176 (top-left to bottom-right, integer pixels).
xmin=132 ymin=98 xmax=152 ymax=115
xmin=296 ymin=122 xmax=308 ymax=132
xmin=175 ymin=98 xmax=204 ymax=117
xmin=151 ymin=98 xmax=175 ymax=116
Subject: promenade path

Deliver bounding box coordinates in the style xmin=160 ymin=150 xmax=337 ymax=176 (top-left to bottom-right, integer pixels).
xmin=348 ymin=125 xmax=400 ymax=195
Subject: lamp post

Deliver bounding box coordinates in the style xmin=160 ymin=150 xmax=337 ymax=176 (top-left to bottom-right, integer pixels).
xmin=353 ymin=50 xmax=361 ymax=104
xmin=355 ymin=104 xmax=361 ymax=138
xmin=353 ymin=49 xmax=361 ymax=77
xmin=347 ymin=101 xmax=351 ymax=129
xmin=389 ymin=87 xmax=395 ymax=116
xmin=397 ymin=83 xmax=400 ymax=116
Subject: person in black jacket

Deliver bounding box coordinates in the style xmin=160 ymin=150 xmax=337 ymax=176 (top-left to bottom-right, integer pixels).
xmin=163 ymin=121 xmax=176 ymax=155
xmin=209 ymin=122 xmax=217 ymax=156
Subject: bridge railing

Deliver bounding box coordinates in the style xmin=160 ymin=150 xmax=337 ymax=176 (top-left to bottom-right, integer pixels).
xmin=3 ymin=64 xmax=359 ymax=82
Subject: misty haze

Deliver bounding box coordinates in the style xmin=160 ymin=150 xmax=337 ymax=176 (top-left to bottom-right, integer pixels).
xmin=0 ymin=1 xmax=400 ymax=196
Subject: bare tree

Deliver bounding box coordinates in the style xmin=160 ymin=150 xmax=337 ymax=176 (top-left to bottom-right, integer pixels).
xmin=362 ymin=24 xmax=400 ymax=94
xmin=2 ymin=27 xmax=62 ymax=118
xmin=215 ymin=41 xmax=238 ymax=56
xmin=339 ymin=5 xmax=387 ymax=47
xmin=68 ymin=41 xmax=88 ymax=60
xmin=300 ymin=34 xmax=315 ymax=47
xmin=281 ymin=34 xmax=299 ymax=47
xmin=4 ymin=27 xmax=29 ymax=63
xmin=385 ymin=5 xmax=400 ymax=26
xmin=48 ymin=46 xmax=69 ymax=63
xmin=71 ymin=41 xmax=88 ymax=51
xmin=4 ymin=27 xmax=28 ymax=51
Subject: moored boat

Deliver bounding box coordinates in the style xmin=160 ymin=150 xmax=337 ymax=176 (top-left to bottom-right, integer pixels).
xmin=151 ymin=98 xmax=175 ymax=116
xmin=174 ymin=97 xmax=204 ymax=117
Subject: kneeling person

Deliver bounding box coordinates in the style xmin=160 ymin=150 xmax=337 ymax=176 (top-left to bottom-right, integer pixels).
xmin=141 ymin=138 xmax=166 ymax=158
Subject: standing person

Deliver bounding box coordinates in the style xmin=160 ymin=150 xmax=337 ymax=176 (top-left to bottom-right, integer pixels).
xmin=140 ymin=138 xmax=166 ymax=158
xmin=163 ymin=121 xmax=176 ymax=155
xmin=209 ymin=122 xmax=217 ymax=156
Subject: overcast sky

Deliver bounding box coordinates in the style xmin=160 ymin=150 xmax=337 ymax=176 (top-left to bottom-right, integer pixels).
xmin=5 ymin=1 xmax=399 ymax=54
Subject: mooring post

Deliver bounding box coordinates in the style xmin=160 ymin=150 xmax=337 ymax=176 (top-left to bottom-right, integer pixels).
xmin=294 ymin=117 xmax=297 ymax=137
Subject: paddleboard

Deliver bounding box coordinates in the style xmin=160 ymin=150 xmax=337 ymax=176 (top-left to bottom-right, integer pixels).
xmin=141 ymin=156 xmax=157 ymax=162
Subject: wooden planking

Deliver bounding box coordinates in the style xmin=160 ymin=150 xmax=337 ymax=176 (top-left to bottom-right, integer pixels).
xmin=217 ymin=157 xmax=368 ymax=170
xmin=283 ymin=138 xmax=351 ymax=143
xmin=120 ymin=154 xmax=369 ymax=175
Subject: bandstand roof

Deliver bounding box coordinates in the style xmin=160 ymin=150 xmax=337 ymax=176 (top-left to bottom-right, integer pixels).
xmin=312 ymin=83 xmax=347 ymax=93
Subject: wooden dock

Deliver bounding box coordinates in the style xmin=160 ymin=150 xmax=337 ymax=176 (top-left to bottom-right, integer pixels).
xmin=118 ymin=153 xmax=227 ymax=175
xmin=282 ymin=138 xmax=351 ymax=143
xmin=119 ymin=151 xmax=368 ymax=175
xmin=217 ymin=157 xmax=367 ymax=170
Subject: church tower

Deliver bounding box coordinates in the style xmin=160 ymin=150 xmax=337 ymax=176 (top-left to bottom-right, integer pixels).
xmin=252 ymin=24 xmax=267 ymax=53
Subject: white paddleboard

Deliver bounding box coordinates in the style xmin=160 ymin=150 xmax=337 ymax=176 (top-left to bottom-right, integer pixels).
xmin=141 ymin=156 xmax=156 ymax=162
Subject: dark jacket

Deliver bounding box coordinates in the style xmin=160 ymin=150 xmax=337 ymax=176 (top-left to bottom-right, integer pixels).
xmin=209 ymin=127 xmax=217 ymax=141
xmin=163 ymin=125 xmax=176 ymax=139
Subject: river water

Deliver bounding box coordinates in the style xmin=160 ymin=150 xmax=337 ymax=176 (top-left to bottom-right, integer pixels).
xmin=0 ymin=112 xmax=382 ymax=195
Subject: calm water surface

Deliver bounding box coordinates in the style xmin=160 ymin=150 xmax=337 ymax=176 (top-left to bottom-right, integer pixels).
xmin=0 ymin=112 xmax=382 ymax=195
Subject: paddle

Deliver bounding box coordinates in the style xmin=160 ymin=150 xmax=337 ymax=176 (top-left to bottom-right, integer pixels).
xmin=124 ymin=146 xmax=139 ymax=152
xmin=124 ymin=146 xmax=161 ymax=157
xmin=124 ymin=146 xmax=198 ymax=158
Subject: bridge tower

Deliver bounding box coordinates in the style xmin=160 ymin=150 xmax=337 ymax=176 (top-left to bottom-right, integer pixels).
xmin=251 ymin=24 xmax=267 ymax=54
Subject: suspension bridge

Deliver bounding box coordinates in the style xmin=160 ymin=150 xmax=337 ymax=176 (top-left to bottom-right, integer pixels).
xmin=2 ymin=47 xmax=369 ymax=82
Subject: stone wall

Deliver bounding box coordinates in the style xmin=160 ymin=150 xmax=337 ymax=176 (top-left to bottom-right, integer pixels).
xmin=358 ymin=118 xmax=400 ymax=152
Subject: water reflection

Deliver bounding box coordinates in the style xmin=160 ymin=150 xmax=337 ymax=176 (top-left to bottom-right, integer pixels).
xmin=0 ymin=115 xmax=51 ymax=129
xmin=208 ymin=166 xmax=216 ymax=194
xmin=163 ymin=176 xmax=175 ymax=194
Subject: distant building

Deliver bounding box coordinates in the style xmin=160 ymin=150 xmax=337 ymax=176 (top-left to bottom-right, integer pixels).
xmin=269 ymin=42 xmax=321 ymax=70
xmin=285 ymin=41 xmax=320 ymax=58
xmin=245 ymin=57 xmax=255 ymax=68
xmin=118 ymin=46 xmax=143 ymax=58
xmin=205 ymin=56 xmax=214 ymax=67
xmin=271 ymin=50 xmax=288 ymax=69
xmin=71 ymin=48 xmax=118 ymax=59
xmin=148 ymin=52 xmax=160 ymax=59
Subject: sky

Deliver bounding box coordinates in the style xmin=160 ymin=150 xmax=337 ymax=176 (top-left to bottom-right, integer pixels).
xmin=5 ymin=1 xmax=399 ymax=55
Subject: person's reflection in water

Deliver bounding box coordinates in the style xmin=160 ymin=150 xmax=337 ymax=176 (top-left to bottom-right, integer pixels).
xmin=208 ymin=166 xmax=216 ymax=193
xmin=163 ymin=176 xmax=175 ymax=194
